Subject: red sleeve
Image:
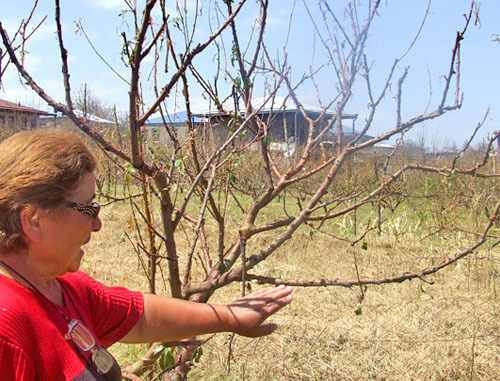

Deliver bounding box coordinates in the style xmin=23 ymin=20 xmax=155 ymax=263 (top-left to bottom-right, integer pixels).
xmin=60 ymin=271 xmax=144 ymax=348
xmin=0 ymin=339 xmax=35 ymax=381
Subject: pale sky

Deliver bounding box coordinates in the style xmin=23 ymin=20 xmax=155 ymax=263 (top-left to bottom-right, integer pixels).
xmin=1 ymin=0 xmax=499 ymax=148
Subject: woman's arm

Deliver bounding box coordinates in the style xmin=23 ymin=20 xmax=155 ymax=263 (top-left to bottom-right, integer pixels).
xmin=120 ymin=285 xmax=293 ymax=343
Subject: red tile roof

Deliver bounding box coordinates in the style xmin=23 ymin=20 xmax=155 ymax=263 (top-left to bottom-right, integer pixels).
xmin=0 ymin=99 xmax=50 ymax=115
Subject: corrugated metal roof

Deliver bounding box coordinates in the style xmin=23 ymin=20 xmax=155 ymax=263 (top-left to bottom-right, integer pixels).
xmin=374 ymin=142 xmax=395 ymax=149
xmin=40 ymin=109 xmax=114 ymax=123
xmin=249 ymin=96 xmax=335 ymax=115
xmin=70 ymin=109 xmax=114 ymax=123
xmin=0 ymin=99 xmax=50 ymax=115
xmin=146 ymin=111 xmax=206 ymax=125
xmin=193 ymin=95 xmax=357 ymax=119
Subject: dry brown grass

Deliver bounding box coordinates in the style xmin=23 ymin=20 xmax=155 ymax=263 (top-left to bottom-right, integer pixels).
xmin=81 ymin=202 xmax=500 ymax=380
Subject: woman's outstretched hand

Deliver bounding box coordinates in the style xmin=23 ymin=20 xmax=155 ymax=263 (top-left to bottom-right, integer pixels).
xmin=227 ymin=285 xmax=293 ymax=337
xmin=121 ymin=285 xmax=293 ymax=343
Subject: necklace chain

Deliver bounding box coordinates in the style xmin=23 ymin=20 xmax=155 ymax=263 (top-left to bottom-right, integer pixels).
xmin=0 ymin=258 xmax=73 ymax=321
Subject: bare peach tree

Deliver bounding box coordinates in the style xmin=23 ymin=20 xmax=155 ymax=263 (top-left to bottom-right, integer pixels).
xmin=1 ymin=0 xmax=498 ymax=379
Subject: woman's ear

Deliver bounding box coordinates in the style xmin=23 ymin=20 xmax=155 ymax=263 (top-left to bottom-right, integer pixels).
xmin=19 ymin=205 xmax=43 ymax=243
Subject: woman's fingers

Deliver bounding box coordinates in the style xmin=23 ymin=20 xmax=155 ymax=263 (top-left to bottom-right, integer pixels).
xmin=262 ymin=292 xmax=293 ymax=314
xmin=232 ymin=285 xmax=293 ymax=316
xmin=236 ymin=285 xmax=293 ymax=306
xmin=228 ymin=285 xmax=293 ymax=337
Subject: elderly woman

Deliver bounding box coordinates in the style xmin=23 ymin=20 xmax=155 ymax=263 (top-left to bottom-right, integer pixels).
xmin=0 ymin=129 xmax=292 ymax=380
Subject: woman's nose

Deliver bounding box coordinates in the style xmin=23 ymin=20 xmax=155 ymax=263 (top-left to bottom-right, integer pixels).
xmin=91 ymin=216 xmax=102 ymax=232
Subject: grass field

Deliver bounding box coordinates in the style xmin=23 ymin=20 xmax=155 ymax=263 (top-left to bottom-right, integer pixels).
xmin=79 ymin=196 xmax=500 ymax=380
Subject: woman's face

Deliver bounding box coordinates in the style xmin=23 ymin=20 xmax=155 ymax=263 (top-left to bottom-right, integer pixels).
xmin=34 ymin=171 xmax=102 ymax=277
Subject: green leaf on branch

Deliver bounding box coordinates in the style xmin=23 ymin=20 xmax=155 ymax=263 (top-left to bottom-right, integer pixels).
xmin=234 ymin=76 xmax=241 ymax=90
xmin=172 ymin=17 xmax=181 ymax=31
xmin=362 ymin=242 xmax=368 ymax=250
xmin=354 ymin=302 xmax=363 ymax=315
xmin=174 ymin=158 xmax=185 ymax=172
xmin=159 ymin=347 xmax=176 ymax=370
xmin=194 ymin=347 xmax=203 ymax=363
xmin=230 ymin=172 xmax=238 ymax=184
xmin=124 ymin=163 xmax=136 ymax=184
xmin=243 ymin=76 xmax=251 ymax=89
xmin=231 ymin=43 xmax=239 ymax=67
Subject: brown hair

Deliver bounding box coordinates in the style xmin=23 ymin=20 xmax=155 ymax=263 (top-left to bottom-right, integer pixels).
xmin=0 ymin=129 xmax=98 ymax=254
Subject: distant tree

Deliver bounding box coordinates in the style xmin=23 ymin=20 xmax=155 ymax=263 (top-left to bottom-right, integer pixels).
xmin=401 ymin=138 xmax=426 ymax=157
xmin=73 ymin=84 xmax=115 ymax=121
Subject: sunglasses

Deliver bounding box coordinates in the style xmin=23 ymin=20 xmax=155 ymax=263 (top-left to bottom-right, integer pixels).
xmin=65 ymin=319 xmax=121 ymax=380
xmin=67 ymin=201 xmax=101 ymax=219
